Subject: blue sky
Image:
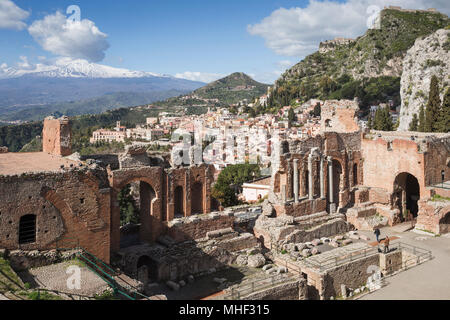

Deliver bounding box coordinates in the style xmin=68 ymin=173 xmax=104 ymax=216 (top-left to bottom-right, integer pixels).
xmin=1 ymin=0 xmax=449 ymax=83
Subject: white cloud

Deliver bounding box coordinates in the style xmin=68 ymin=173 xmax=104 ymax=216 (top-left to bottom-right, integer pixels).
xmin=0 ymin=0 xmax=29 ymax=30
xmin=175 ymin=71 xmax=224 ymax=83
xmin=17 ymin=55 xmax=33 ymax=69
xmin=28 ymin=11 xmax=109 ymax=62
xmin=248 ymin=0 xmax=450 ymax=57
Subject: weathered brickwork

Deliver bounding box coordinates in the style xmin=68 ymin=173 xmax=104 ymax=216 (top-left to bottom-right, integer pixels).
xmin=42 ymin=116 xmax=72 ymax=157
xmin=321 ymin=100 xmax=360 ymax=133
xmin=166 ymin=213 xmax=234 ymax=243
xmin=0 ymin=169 xmax=111 ymax=262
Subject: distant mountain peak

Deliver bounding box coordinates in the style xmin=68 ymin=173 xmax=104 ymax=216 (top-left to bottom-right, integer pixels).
xmin=0 ymin=58 xmax=166 ymax=79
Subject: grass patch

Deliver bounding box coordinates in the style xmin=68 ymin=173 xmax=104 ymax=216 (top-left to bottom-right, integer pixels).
xmin=27 ymin=290 xmax=62 ymax=300
xmin=0 ymin=257 xmax=24 ymax=293
xmin=94 ymin=290 xmax=118 ymax=300
xmin=65 ymin=258 xmax=87 ymax=268
xmin=431 ymin=194 xmax=450 ymax=202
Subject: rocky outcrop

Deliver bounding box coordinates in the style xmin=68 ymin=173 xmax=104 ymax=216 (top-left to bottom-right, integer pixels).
xmin=398 ymin=28 xmax=450 ymax=131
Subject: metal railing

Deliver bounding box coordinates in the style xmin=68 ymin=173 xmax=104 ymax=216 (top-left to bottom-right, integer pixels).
xmin=52 ymin=237 xmax=150 ymax=301
xmin=221 ymin=273 xmax=296 ymax=300
xmin=274 ymin=242 xmax=432 ymax=273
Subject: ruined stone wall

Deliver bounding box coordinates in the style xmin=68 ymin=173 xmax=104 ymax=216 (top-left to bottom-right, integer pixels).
xmin=166 ymin=213 xmax=234 ymax=243
xmin=109 ymin=163 xmax=215 ymax=252
xmin=42 ymin=117 xmax=72 ymax=157
xmin=301 ymin=253 xmax=379 ymax=300
xmin=321 ymin=100 xmax=360 ymax=133
xmin=361 ymin=135 xmax=427 ymax=197
xmin=0 ymin=169 xmax=111 ymax=262
xmin=416 ymin=200 xmax=450 ymax=234
xmin=242 ymin=278 xmax=307 ymax=300
xmin=423 ymin=137 xmax=450 ymax=187
xmin=274 ymin=199 xmax=327 ymax=217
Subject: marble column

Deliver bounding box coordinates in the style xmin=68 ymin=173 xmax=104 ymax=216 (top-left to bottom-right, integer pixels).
xmin=320 ymin=156 xmax=325 ymax=199
xmin=328 ymin=156 xmax=335 ymax=213
xmin=308 ymin=154 xmax=313 ymax=200
xmin=293 ymin=159 xmax=299 ymax=203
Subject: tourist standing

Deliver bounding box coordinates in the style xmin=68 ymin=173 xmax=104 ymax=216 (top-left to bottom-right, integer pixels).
xmin=384 ymin=235 xmax=390 ymax=253
xmin=374 ymin=228 xmax=381 ymax=243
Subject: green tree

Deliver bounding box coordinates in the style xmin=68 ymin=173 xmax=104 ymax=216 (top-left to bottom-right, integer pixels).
xmin=118 ymin=184 xmax=139 ymax=226
xmin=373 ymin=106 xmax=393 ymax=131
xmin=425 ymin=75 xmax=441 ymax=132
xmin=418 ymin=105 xmax=426 ymax=132
xmin=312 ymin=103 xmax=321 ymax=117
xmin=409 ymin=113 xmax=419 ymax=131
xmin=212 ymin=163 xmax=260 ymax=208
xmin=437 ymin=88 xmax=450 ymax=132
xmin=288 ymin=107 xmax=296 ymax=124
xmin=367 ymin=114 xmax=373 ymax=130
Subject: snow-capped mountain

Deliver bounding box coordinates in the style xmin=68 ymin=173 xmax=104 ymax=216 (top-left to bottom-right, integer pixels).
xmin=0 ymin=58 xmax=205 ymax=121
xmin=0 ymin=58 xmax=168 ymax=79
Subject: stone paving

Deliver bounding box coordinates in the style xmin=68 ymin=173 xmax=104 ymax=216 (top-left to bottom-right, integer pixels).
xmin=304 ymin=242 xmax=372 ymax=269
xmin=21 ymin=260 xmax=109 ymax=298
xmin=357 ymin=227 xmax=450 ymax=300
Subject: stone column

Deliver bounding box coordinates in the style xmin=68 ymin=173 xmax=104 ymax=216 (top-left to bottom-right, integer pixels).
xmin=320 ymin=156 xmax=325 ymax=199
xmin=328 ymin=156 xmax=335 ymax=213
xmin=308 ymin=154 xmax=313 ymax=200
xmin=293 ymin=159 xmax=299 ymax=203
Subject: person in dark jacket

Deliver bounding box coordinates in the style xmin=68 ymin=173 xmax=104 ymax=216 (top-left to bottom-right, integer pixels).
xmin=374 ymin=228 xmax=381 ymax=243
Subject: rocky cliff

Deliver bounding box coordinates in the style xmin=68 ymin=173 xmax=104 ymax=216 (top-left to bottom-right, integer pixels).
xmin=271 ymin=8 xmax=449 ymax=111
xmin=398 ymin=28 xmax=450 ymax=131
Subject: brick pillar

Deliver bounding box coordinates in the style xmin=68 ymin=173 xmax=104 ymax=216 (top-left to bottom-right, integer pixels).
xmin=42 ymin=116 xmax=72 ymax=156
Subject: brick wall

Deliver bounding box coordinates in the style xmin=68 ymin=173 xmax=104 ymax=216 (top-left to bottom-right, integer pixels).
xmin=0 ymin=169 xmax=111 ymax=262
xmin=42 ymin=117 xmax=72 ymax=157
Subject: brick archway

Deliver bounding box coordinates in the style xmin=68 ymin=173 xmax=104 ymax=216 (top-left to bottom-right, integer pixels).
xmin=393 ymin=172 xmax=420 ymax=218
xmin=111 ymin=176 xmax=162 ymax=251
xmin=191 ymin=182 xmax=203 ymax=214
xmin=174 ymin=186 xmax=184 ymax=218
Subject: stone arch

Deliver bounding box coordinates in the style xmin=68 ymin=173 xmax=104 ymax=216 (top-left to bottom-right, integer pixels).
xmin=174 ymin=186 xmax=184 ymax=218
xmin=191 ymin=181 xmax=203 ymax=214
xmin=114 ymin=178 xmax=159 ymax=248
xmin=439 ymin=212 xmax=450 ymax=234
xmin=332 ymin=159 xmax=342 ymax=207
xmin=136 ymin=255 xmax=158 ymax=282
xmin=19 ymin=214 xmax=36 ymax=245
xmin=393 ymin=172 xmax=420 ymax=218
xmin=353 ymin=163 xmax=358 ymax=186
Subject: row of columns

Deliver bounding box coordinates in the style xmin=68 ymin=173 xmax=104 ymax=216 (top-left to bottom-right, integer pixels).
xmin=291 ymin=155 xmax=336 ymax=211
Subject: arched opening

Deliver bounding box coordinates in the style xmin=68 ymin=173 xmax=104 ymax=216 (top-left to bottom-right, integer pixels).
xmin=353 ymin=163 xmax=358 ymax=186
xmin=439 ymin=212 xmax=450 ymax=234
xmin=332 ymin=160 xmax=342 ymax=207
xmin=191 ymin=182 xmax=203 ymax=214
xmin=393 ymin=173 xmax=420 ymax=219
xmin=303 ymin=170 xmax=309 ymax=197
xmin=19 ymin=214 xmax=36 ymax=245
xmin=118 ymin=181 xmax=156 ymax=248
xmin=137 ymin=255 xmax=158 ymax=282
xmin=174 ymin=186 xmax=184 ymax=218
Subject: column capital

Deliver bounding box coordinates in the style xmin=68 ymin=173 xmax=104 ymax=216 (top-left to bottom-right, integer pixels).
xmin=327 ymin=156 xmax=333 ymax=162
xmin=293 ymin=158 xmax=299 ymax=164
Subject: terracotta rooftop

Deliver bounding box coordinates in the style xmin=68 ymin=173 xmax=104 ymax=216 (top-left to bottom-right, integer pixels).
xmin=0 ymin=152 xmax=81 ymax=176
